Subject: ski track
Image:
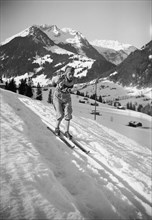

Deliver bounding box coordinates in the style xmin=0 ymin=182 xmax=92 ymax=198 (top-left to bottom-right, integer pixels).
xmin=18 ymin=97 xmax=152 ymax=218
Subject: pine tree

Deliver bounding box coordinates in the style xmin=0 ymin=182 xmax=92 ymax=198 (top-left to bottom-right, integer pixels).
xmin=47 ymin=89 xmax=52 ymax=104
xmin=36 ymin=83 xmax=42 ymax=100
xmin=132 ymin=104 xmax=136 ymax=111
xmin=25 ymin=84 xmax=33 ymax=98
xmin=137 ymin=104 xmax=143 ymax=112
xmin=7 ymin=78 xmax=17 ymax=93
xmin=5 ymin=81 xmax=8 ymax=90
xmin=90 ymin=94 xmax=96 ymax=100
xmin=18 ymin=79 xmax=27 ymax=95
xmin=126 ymin=102 xmax=130 ymax=109
xmin=76 ymin=90 xmax=81 ymax=96
xmin=98 ymin=95 xmax=102 ymax=103
xmin=143 ymin=103 xmax=152 ymax=116
xmin=25 ymin=78 xmax=33 ymax=98
xmin=129 ymin=102 xmax=133 ymax=110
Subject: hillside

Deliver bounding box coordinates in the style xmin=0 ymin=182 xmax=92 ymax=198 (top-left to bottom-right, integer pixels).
xmin=1 ymin=88 xmax=152 ymax=219
xmin=76 ymin=78 xmax=152 ymax=109
xmin=90 ymin=40 xmax=136 ymax=65
xmin=0 ymin=25 xmax=115 ymax=84
xmin=1 ymin=24 xmax=150 ymax=88
xmin=108 ymin=41 xmax=152 ymax=87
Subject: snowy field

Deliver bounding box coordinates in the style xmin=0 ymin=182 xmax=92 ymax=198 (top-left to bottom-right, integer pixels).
xmin=78 ymin=79 xmax=152 ymax=106
xmin=1 ymin=88 xmax=152 ymax=220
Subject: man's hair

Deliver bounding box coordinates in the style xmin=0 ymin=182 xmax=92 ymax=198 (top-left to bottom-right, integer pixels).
xmin=57 ymin=69 xmax=64 ymax=76
xmin=65 ymin=66 xmax=75 ymax=72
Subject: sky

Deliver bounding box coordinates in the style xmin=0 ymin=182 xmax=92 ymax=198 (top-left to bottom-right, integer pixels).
xmin=0 ymin=0 xmax=152 ymax=48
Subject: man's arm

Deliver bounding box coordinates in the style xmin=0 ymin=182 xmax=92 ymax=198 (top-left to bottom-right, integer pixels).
xmin=43 ymin=74 xmax=65 ymax=89
xmin=47 ymin=75 xmax=61 ymax=87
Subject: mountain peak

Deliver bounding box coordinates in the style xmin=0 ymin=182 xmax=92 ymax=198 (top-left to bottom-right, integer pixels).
xmin=39 ymin=24 xmax=60 ymax=33
xmin=62 ymin=27 xmax=77 ymax=35
xmin=0 ymin=25 xmax=45 ymax=46
xmin=62 ymin=27 xmax=85 ymax=39
xmin=39 ymin=24 xmax=62 ymax=39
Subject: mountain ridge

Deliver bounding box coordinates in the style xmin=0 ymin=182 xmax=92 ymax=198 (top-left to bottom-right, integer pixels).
xmin=108 ymin=40 xmax=152 ymax=88
xmin=90 ymin=40 xmax=137 ymax=65
xmin=0 ymin=25 xmax=115 ymax=83
xmin=0 ymin=24 xmax=151 ymax=88
xmin=0 ymin=24 xmax=136 ymax=66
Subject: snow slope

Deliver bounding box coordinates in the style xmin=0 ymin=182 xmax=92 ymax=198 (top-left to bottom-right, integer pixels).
xmin=90 ymin=40 xmax=133 ymax=51
xmin=1 ymin=89 xmax=152 ymax=220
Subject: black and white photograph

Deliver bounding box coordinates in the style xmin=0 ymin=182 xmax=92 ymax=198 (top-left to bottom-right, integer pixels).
xmin=0 ymin=0 xmax=152 ymax=219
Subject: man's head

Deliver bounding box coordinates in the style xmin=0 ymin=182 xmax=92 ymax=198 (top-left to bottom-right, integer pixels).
xmin=65 ymin=66 xmax=74 ymax=81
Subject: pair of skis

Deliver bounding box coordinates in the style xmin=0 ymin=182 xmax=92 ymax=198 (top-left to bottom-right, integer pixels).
xmin=47 ymin=126 xmax=90 ymax=154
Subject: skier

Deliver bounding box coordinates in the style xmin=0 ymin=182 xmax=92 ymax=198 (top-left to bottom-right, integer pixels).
xmin=50 ymin=66 xmax=76 ymax=139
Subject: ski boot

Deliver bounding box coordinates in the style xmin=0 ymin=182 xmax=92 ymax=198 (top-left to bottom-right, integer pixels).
xmin=64 ymin=131 xmax=73 ymax=140
xmin=54 ymin=128 xmax=60 ymax=136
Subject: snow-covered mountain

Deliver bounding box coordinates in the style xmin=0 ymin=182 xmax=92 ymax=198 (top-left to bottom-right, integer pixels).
xmin=0 ymin=25 xmax=115 ymax=84
xmin=90 ymin=39 xmax=135 ymax=51
xmin=90 ymin=40 xmax=137 ymax=65
xmin=0 ymin=24 xmax=150 ymax=88
xmin=39 ymin=24 xmax=107 ymax=60
xmin=108 ymin=40 xmax=152 ymax=87
xmin=39 ymin=24 xmax=86 ymax=46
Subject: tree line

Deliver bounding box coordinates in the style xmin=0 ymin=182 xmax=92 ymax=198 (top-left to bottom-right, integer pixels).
xmin=126 ymin=101 xmax=152 ymax=116
xmin=75 ymin=90 xmax=103 ymax=103
xmin=4 ymin=78 xmax=43 ymax=100
xmin=4 ymin=78 xmax=152 ymax=116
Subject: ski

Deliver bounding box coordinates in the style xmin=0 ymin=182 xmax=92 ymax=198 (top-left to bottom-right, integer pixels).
xmin=71 ymin=138 xmax=90 ymax=154
xmin=45 ymin=122 xmax=90 ymax=154
xmin=61 ymin=131 xmax=90 ymax=154
xmin=47 ymin=126 xmax=75 ymax=149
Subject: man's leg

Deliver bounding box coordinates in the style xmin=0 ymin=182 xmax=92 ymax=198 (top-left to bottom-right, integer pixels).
xmin=55 ymin=118 xmax=62 ymax=130
xmin=64 ymin=101 xmax=72 ymax=139
xmin=65 ymin=119 xmax=70 ymax=133
xmin=53 ymin=97 xmax=64 ymax=135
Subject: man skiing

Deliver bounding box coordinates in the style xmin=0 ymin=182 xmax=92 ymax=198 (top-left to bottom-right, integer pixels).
xmin=50 ymin=66 xmax=76 ymax=139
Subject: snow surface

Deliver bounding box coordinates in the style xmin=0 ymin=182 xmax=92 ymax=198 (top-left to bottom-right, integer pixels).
xmin=45 ymin=45 xmax=74 ymax=56
xmin=32 ymin=74 xmax=49 ymax=87
xmin=1 ymin=88 xmax=152 ymax=220
xmin=32 ymin=54 xmax=53 ymax=65
xmin=79 ymin=78 xmax=152 ymax=104
xmin=41 ymin=25 xmax=84 ymax=47
xmin=90 ymin=40 xmax=132 ymax=51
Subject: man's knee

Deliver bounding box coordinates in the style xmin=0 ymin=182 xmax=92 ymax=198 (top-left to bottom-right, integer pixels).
xmin=64 ymin=112 xmax=72 ymax=121
xmin=57 ymin=113 xmax=64 ymax=121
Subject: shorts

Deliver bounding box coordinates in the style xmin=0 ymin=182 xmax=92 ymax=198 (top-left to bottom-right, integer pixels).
xmin=53 ymin=90 xmax=72 ymax=121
